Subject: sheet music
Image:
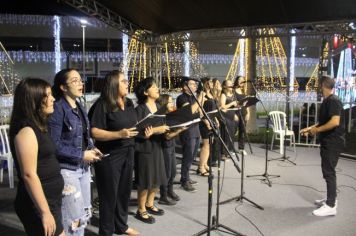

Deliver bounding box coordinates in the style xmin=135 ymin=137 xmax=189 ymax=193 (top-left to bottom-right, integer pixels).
xmin=136 ymin=113 xmax=166 ymax=126
xmin=169 ymin=118 xmax=201 ymax=129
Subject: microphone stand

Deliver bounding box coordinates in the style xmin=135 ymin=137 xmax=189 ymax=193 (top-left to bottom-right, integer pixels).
xmin=217 ymin=90 xmax=263 ymax=210
xmin=185 ymin=82 xmax=243 ymax=236
xmin=233 ymin=87 xmax=253 ymax=154
xmin=246 ymin=81 xmax=280 ymax=187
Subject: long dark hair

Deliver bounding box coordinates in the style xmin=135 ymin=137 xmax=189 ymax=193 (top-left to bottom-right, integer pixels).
xmin=134 ymin=77 xmax=156 ymax=104
xmin=100 ymin=70 xmax=125 ymax=112
xmin=52 ymin=68 xmax=76 ymax=99
xmin=157 ymin=94 xmax=171 ymax=113
xmin=10 ymin=78 xmax=51 ymax=132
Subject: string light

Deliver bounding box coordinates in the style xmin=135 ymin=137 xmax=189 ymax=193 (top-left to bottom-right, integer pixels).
xmin=53 ymin=16 xmax=61 ymax=73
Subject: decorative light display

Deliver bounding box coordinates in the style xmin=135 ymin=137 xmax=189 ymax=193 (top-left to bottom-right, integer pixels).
xmin=290 ymin=29 xmax=296 ymax=92
xmin=306 ymin=42 xmax=329 ymax=92
xmin=126 ymin=31 xmax=147 ymax=92
xmin=184 ymin=34 xmax=190 ymax=77
xmin=122 ymin=33 xmax=129 ymax=78
xmin=226 ymin=39 xmax=241 ymax=81
xmin=255 ymin=28 xmax=299 ymax=93
xmin=53 ymin=16 xmax=61 ymax=73
xmin=0 ymin=14 xmax=107 ymax=28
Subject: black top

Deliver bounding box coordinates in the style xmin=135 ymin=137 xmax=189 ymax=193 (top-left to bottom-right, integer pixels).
xmin=176 ymin=92 xmax=200 ymax=138
xmin=89 ymin=98 xmax=137 ymax=154
xmin=10 ymin=119 xmax=64 ymax=202
xmin=223 ymin=93 xmax=236 ymax=121
xmin=135 ymin=103 xmax=164 ymax=153
xmin=318 ymin=94 xmax=345 ymax=149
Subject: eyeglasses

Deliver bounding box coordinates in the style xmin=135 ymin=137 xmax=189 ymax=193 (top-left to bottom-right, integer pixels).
xmin=67 ymin=78 xmax=84 ymax=85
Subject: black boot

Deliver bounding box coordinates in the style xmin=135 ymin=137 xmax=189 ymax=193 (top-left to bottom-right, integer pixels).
xmin=167 ymin=186 xmax=181 ymax=201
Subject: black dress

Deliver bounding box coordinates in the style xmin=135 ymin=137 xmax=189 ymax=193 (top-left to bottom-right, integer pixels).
xmin=199 ymin=98 xmax=217 ymax=139
xmin=220 ymin=94 xmax=237 ymax=152
xmin=10 ymin=119 xmax=64 ymax=236
xmin=135 ymin=103 xmax=167 ymax=189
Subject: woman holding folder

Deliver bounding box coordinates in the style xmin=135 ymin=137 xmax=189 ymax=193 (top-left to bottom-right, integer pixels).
xmin=88 ymin=70 xmax=139 ymax=235
xmin=134 ymin=77 xmax=170 ymax=224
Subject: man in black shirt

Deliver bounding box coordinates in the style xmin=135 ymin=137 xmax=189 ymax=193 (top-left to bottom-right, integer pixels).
xmin=301 ymin=75 xmax=345 ymax=217
xmin=176 ymin=78 xmax=201 ymax=192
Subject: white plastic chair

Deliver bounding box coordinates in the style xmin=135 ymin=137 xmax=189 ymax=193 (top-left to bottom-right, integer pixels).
xmin=269 ymin=111 xmax=296 ymax=154
xmin=0 ymin=124 xmax=14 ymax=188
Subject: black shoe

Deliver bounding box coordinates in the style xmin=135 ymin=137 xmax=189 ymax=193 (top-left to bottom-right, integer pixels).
xmin=181 ymin=181 xmax=197 ymax=192
xmin=135 ymin=210 xmax=155 ymax=224
xmin=146 ymin=205 xmax=165 ymax=216
xmin=167 ymin=191 xmax=181 ymax=201
xmin=158 ymin=197 xmax=177 ymax=205
xmin=188 ymin=179 xmax=198 ymax=185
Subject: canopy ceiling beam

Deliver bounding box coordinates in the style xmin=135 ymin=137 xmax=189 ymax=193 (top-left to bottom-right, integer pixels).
xmin=156 ymin=20 xmax=356 ymax=43
xmin=61 ymin=0 xmax=154 ymax=42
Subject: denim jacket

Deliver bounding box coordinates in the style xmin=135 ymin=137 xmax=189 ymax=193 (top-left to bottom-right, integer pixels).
xmin=48 ymin=98 xmax=94 ymax=170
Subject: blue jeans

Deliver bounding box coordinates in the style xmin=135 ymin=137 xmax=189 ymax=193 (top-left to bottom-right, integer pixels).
xmin=60 ymin=168 xmax=92 ymax=236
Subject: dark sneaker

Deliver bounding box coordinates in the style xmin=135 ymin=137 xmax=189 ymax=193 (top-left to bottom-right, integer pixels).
xmin=188 ymin=179 xmax=198 ymax=185
xmin=181 ymin=181 xmax=197 ymax=192
xmin=158 ymin=197 xmax=177 ymax=205
xmin=167 ymin=191 xmax=181 ymax=201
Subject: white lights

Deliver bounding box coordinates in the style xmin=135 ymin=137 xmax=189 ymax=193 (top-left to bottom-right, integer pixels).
xmin=80 ymin=19 xmax=88 ymax=26
xmin=290 ymin=29 xmax=296 ymax=92
xmin=53 ymin=16 xmax=61 ymax=73
xmin=184 ymin=33 xmax=190 ymax=77
xmin=122 ymin=33 xmax=129 ymax=78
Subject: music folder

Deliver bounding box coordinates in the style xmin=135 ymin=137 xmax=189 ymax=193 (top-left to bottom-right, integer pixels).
xmin=135 ymin=113 xmax=166 ymax=131
xmin=238 ymin=96 xmax=260 ymax=107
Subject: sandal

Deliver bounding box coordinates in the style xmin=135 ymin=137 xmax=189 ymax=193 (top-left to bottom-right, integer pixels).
xmin=145 ymin=205 xmax=165 ymax=216
xmin=199 ymin=171 xmax=209 ymax=177
xmin=135 ymin=210 xmax=155 ymax=224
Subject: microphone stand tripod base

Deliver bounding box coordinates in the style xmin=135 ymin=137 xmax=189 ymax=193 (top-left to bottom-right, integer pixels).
xmin=246 ymin=172 xmax=280 ymax=187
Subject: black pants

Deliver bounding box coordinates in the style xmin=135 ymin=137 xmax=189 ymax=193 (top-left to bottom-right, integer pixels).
xmin=160 ymin=145 xmax=176 ymax=196
xmin=237 ymin=115 xmax=246 ymax=150
xmin=94 ymin=147 xmax=134 ymax=235
xmin=180 ymin=136 xmax=200 ymax=183
xmin=320 ymin=146 xmax=340 ymax=207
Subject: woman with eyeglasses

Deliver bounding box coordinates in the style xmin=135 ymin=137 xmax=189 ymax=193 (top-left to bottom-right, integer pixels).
xmin=10 ymin=78 xmax=65 ymax=236
xmin=48 ymin=68 xmax=103 ymax=236
xmin=89 ymin=70 xmax=140 ymax=235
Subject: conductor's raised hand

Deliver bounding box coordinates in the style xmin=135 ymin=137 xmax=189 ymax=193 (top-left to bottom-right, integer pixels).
xmin=119 ymin=127 xmax=139 ymax=139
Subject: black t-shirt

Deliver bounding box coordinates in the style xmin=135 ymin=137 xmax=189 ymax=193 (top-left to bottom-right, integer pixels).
xmin=318 ymin=94 xmax=345 ymax=149
xmin=176 ymin=92 xmax=200 ymax=139
xmin=88 ymin=98 xmax=137 ymax=154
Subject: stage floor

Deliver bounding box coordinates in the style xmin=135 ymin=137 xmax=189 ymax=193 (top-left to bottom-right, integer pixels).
xmin=1 ymin=144 xmax=356 ymax=236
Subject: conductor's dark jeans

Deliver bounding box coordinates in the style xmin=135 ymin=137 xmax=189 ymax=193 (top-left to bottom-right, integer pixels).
xmin=320 ymin=145 xmax=340 ymax=208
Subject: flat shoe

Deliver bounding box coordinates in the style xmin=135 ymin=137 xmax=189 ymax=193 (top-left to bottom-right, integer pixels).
xmin=135 ymin=211 xmax=155 ymax=224
xmin=146 ymin=205 xmax=165 ymax=216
